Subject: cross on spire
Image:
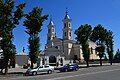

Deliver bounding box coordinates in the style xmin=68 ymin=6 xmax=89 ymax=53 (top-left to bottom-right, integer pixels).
xmin=64 ymin=8 xmax=70 ymax=19
xmin=49 ymin=15 xmax=54 ymax=25
xmin=66 ymin=8 xmax=68 ymax=15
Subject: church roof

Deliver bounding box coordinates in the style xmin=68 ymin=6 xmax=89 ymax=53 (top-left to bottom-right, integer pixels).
xmin=64 ymin=14 xmax=70 ymax=19
xmin=48 ymin=17 xmax=54 ymax=26
xmin=49 ymin=20 xmax=54 ymax=25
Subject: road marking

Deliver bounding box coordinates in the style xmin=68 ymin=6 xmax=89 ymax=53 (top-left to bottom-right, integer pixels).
xmin=44 ymin=68 xmax=120 ymax=80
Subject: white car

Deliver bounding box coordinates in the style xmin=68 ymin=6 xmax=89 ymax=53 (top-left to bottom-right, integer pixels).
xmin=26 ymin=65 xmax=54 ymax=75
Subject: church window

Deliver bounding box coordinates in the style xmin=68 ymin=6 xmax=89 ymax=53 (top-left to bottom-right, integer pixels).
xmin=55 ymin=46 xmax=60 ymax=49
xmin=70 ymin=32 xmax=71 ymax=36
xmin=52 ymin=28 xmax=54 ymax=32
xmin=49 ymin=55 xmax=56 ymax=65
xmin=53 ymin=37 xmax=54 ymax=39
xmin=64 ymin=32 xmax=66 ymax=36
xmin=69 ymin=23 xmax=70 ymax=27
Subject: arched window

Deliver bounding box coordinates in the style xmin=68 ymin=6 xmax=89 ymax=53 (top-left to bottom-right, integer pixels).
xmin=49 ymin=55 xmax=56 ymax=63
xmin=52 ymin=28 xmax=54 ymax=32
xmin=69 ymin=23 xmax=70 ymax=27
xmin=70 ymin=32 xmax=71 ymax=36
xmin=64 ymin=32 xmax=66 ymax=36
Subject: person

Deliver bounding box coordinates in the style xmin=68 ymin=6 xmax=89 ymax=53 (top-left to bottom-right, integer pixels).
xmin=22 ymin=47 xmax=25 ymax=53
xmin=56 ymin=62 xmax=59 ymax=67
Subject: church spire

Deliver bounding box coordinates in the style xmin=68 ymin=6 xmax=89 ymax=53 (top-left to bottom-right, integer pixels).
xmin=64 ymin=8 xmax=70 ymax=19
xmin=49 ymin=15 xmax=54 ymax=26
xmin=47 ymin=16 xmax=55 ymax=43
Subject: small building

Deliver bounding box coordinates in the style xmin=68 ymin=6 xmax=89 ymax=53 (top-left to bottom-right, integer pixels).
xmin=15 ymin=53 xmax=29 ymax=67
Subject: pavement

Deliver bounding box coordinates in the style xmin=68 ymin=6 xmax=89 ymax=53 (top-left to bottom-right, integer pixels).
xmin=8 ymin=68 xmax=27 ymax=73
xmin=0 ymin=63 xmax=120 ymax=80
xmin=7 ymin=63 xmax=120 ymax=73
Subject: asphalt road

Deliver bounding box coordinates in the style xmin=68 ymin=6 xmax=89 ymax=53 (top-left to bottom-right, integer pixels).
xmin=1 ymin=64 xmax=120 ymax=80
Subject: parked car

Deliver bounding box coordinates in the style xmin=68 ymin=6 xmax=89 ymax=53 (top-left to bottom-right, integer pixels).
xmin=25 ymin=65 xmax=54 ymax=75
xmin=59 ymin=63 xmax=79 ymax=72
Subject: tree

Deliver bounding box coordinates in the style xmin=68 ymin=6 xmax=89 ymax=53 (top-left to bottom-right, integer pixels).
xmin=105 ymin=30 xmax=114 ymax=65
xmin=114 ymin=49 xmax=120 ymax=62
xmin=24 ymin=7 xmax=48 ymax=69
xmin=95 ymin=44 xmax=105 ymax=66
xmin=0 ymin=0 xmax=25 ymax=74
xmin=90 ymin=24 xmax=107 ymax=66
xmin=75 ymin=24 xmax=92 ymax=67
xmin=104 ymin=54 xmax=108 ymax=61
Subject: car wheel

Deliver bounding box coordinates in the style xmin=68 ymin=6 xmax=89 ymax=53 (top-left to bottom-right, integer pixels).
xmin=65 ymin=69 xmax=68 ymax=72
xmin=48 ymin=70 xmax=52 ymax=74
xmin=32 ymin=71 xmax=37 ymax=76
xmin=75 ymin=68 xmax=78 ymax=71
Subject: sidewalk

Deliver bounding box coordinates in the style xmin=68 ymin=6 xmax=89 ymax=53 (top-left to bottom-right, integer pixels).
xmin=8 ymin=63 xmax=120 ymax=73
xmin=8 ymin=67 xmax=27 ymax=73
xmin=79 ymin=63 xmax=120 ymax=67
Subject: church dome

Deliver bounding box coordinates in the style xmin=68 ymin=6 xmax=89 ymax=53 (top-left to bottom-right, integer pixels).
xmin=64 ymin=14 xmax=70 ymax=19
xmin=49 ymin=20 xmax=54 ymax=26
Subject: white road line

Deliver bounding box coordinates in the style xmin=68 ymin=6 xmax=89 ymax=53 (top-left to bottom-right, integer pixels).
xmin=44 ymin=68 xmax=120 ymax=80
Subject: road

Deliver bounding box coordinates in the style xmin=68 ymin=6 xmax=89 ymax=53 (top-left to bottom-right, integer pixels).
xmin=1 ymin=64 xmax=120 ymax=80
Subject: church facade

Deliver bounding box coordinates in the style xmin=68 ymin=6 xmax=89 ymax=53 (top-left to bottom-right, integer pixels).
xmin=44 ymin=11 xmax=99 ymax=66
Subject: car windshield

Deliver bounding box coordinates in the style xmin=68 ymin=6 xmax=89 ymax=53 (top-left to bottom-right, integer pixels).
xmin=64 ymin=64 xmax=69 ymax=67
xmin=63 ymin=64 xmax=71 ymax=67
xmin=33 ymin=66 xmax=38 ymax=69
xmin=45 ymin=65 xmax=49 ymax=68
xmin=32 ymin=66 xmax=43 ymax=69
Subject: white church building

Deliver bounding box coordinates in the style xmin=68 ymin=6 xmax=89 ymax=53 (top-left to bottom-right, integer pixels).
xmin=43 ymin=10 xmax=99 ymax=66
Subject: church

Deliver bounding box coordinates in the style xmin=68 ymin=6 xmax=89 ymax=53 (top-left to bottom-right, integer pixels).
xmin=43 ymin=10 xmax=99 ymax=66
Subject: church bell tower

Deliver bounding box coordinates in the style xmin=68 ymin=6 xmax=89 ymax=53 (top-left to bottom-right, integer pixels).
xmin=47 ymin=17 xmax=55 ymax=44
xmin=62 ymin=8 xmax=72 ymax=40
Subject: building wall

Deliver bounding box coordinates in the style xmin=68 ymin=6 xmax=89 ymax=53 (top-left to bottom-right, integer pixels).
xmin=15 ymin=54 xmax=29 ymax=66
xmin=71 ymin=41 xmax=99 ymax=61
xmin=88 ymin=41 xmax=99 ymax=60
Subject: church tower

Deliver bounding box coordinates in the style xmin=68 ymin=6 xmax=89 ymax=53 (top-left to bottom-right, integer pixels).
xmin=47 ymin=18 xmax=55 ymax=44
xmin=62 ymin=9 xmax=72 ymax=40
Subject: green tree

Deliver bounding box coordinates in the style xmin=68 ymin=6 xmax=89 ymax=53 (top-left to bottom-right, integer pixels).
xmin=104 ymin=54 xmax=108 ymax=61
xmin=24 ymin=7 xmax=48 ymax=69
xmin=90 ymin=24 xmax=107 ymax=66
xmin=0 ymin=0 xmax=25 ymax=74
xmin=105 ymin=30 xmax=114 ymax=65
xmin=75 ymin=24 xmax=92 ymax=67
xmin=95 ymin=44 xmax=105 ymax=66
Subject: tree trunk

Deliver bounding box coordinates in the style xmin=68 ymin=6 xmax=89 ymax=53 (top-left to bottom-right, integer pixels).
xmin=31 ymin=61 xmax=33 ymax=69
xmin=110 ymin=59 xmax=112 ymax=65
xmin=4 ymin=60 xmax=9 ymax=75
xmin=5 ymin=66 xmax=8 ymax=75
xmin=86 ymin=60 xmax=89 ymax=67
xmin=100 ymin=57 xmax=102 ymax=66
xmin=110 ymin=62 xmax=112 ymax=65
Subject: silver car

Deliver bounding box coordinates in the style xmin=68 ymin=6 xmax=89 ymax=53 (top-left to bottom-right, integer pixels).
xmin=26 ymin=65 xmax=54 ymax=75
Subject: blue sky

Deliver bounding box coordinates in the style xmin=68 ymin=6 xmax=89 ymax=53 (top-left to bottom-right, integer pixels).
xmin=14 ymin=0 xmax=120 ymax=54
